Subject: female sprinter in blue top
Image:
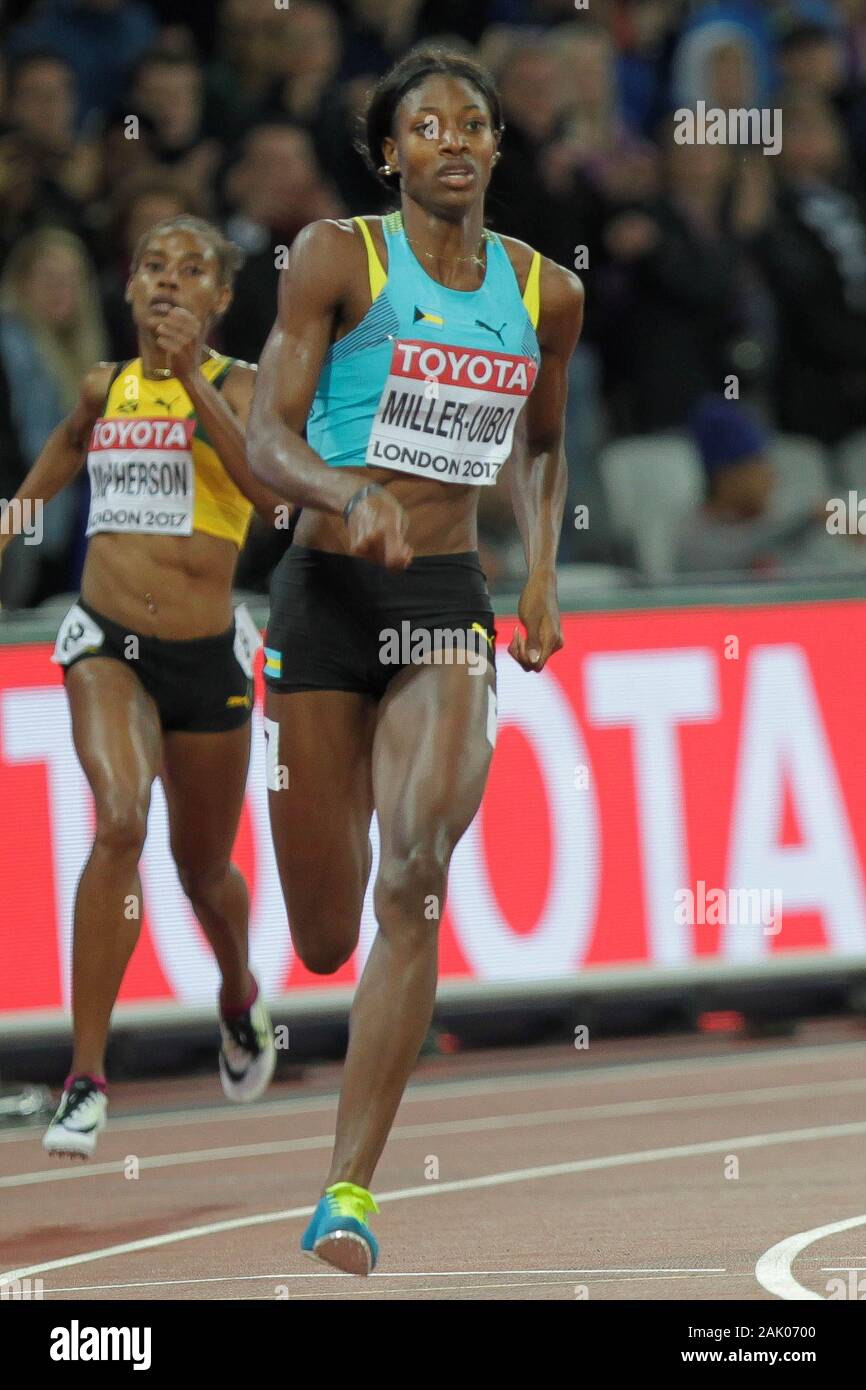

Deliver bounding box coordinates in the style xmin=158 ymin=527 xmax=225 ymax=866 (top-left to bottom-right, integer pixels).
xmin=247 ymin=50 xmax=584 ymax=1274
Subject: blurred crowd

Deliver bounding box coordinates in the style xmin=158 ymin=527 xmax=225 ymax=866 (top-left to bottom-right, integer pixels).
xmin=3 ymin=0 xmax=866 ymax=605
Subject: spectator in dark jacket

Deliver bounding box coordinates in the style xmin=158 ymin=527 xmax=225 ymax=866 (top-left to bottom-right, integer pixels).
xmin=739 ymin=90 xmax=866 ymax=444
xmin=602 ymin=123 xmax=747 ymax=430
xmin=219 ymin=122 xmax=343 ymax=362
xmin=485 ymin=40 xmax=576 ymax=256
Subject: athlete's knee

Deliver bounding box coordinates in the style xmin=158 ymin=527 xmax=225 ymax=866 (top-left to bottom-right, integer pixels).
xmin=93 ymin=791 xmax=149 ymax=859
xmin=374 ymin=835 xmax=452 ymax=927
xmin=297 ymin=941 xmax=355 ymax=975
xmin=291 ymin=914 xmax=359 ymax=976
xmin=175 ymin=857 xmax=232 ymax=905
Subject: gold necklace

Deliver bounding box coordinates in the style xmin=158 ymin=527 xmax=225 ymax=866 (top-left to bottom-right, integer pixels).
xmin=410 ymin=237 xmax=487 ymax=270
xmin=143 ymin=347 xmax=217 ymax=381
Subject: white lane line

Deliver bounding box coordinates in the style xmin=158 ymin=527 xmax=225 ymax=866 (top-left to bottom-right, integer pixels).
xmin=219 ymin=1273 xmax=763 ymax=1302
xmin=755 ymin=1214 xmax=866 ymax=1300
xmin=6 ymin=1074 xmax=866 ymax=1189
xmin=3 ymin=1118 xmax=866 ymax=1289
xmin=3 ymin=1038 xmax=864 ymax=1145
xmin=41 ymin=1266 xmax=727 ymax=1293
xmin=280 ymin=1274 xmax=716 ymax=1299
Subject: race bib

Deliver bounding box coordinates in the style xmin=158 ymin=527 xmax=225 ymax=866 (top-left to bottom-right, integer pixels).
xmin=233 ymin=602 xmax=263 ymax=679
xmin=365 ymin=339 xmax=538 ymax=485
xmin=86 ymin=417 xmax=195 ymax=536
xmin=51 ymin=603 xmax=105 ymax=666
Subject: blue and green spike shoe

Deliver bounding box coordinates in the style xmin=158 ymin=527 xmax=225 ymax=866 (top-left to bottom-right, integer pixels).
xmin=301 ymin=1182 xmax=380 ymax=1276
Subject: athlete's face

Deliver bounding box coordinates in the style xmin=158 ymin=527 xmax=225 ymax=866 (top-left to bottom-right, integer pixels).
xmin=125 ymin=230 xmax=230 ymax=333
xmin=382 ymin=75 xmax=500 ymax=214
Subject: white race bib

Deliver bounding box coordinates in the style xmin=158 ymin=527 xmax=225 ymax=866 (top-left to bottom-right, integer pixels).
xmin=365 ymin=339 xmax=537 ymax=485
xmin=233 ymin=602 xmax=263 ymax=679
xmin=51 ymin=603 xmax=106 ymax=666
xmin=86 ymin=416 xmax=195 ymax=536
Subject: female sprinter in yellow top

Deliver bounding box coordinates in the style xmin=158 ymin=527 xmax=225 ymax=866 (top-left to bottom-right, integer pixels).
xmin=0 ymin=216 xmax=285 ymax=1157
xmin=247 ymin=50 xmax=584 ymax=1272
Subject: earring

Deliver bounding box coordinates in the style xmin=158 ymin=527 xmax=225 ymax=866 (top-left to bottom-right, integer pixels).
xmin=378 ymin=163 xmax=393 ymax=176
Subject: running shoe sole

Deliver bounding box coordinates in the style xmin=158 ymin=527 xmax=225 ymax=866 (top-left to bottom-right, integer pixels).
xmin=42 ymin=1120 xmax=104 ymax=1159
xmin=304 ymin=1232 xmax=373 ymax=1277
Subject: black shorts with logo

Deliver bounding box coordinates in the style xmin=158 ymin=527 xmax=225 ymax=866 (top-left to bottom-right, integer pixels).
xmin=53 ymin=597 xmax=259 ymax=733
xmin=264 ymin=545 xmax=496 ymax=699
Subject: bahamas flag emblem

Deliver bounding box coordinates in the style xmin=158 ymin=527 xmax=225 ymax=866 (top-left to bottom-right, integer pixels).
xmin=264 ymin=647 xmax=282 ymax=678
xmin=413 ymin=306 xmax=444 ymax=326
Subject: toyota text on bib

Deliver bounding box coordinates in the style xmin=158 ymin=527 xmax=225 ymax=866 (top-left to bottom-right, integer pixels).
xmin=365 ymin=339 xmax=538 ymax=485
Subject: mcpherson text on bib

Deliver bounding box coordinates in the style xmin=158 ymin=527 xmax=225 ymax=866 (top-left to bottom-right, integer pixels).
xmin=365 ymin=339 xmax=538 ymax=485
xmin=86 ymin=416 xmax=195 ymax=536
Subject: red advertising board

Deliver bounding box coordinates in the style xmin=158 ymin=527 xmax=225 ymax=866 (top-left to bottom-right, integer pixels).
xmin=2 ymin=601 xmax=866 ymax=1018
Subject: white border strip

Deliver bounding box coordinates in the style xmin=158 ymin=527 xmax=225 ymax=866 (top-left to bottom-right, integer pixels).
xmin=4 ymin=952 xmax=864 ymax=1037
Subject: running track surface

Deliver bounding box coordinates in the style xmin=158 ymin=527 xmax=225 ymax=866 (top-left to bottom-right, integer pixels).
xmin=1 ymin=1020 xmax=865 ymax=1301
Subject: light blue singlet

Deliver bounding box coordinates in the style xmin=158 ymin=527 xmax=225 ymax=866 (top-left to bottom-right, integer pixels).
xmin=306 ymin=210 xmax=542 ymax=486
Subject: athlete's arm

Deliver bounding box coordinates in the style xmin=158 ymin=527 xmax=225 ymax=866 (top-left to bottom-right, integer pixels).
xmin=193 ymin=361 xmax=287 ymax=527
xmin=247 ymin=220 xmax=411 ymax=569
xmin=0 ymin=362 xmax=113 ymax=564
xmin=506 ymin=257 xmax=584 ymax=672
xmin=151 ymin=309 xmax=286 ymax=526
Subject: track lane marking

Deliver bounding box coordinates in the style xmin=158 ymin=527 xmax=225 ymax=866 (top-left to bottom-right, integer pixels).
xmin=755 ymin=1214 xmax=866 ymax=1300
xmin=3 ymin=1038 xmax=864 ymax=1145
xmin=39 ymin=1266 xmax=727 ymax=1293
xmin=5 ymin=1075 xmax=866 ymax=1188
xmin=4 ymin=1118 xmax=866 ymax=1288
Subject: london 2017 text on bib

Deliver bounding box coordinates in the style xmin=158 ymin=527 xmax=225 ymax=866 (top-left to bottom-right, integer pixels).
xmin=365 ymin=339 xmax=538 ymax=485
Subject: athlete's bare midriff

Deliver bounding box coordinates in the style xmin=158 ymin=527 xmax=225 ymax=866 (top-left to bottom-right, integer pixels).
xmin=81 ymin=531 xmax=238 ymax=638
xmin=294 ymin=468 xmax=480 ymax=555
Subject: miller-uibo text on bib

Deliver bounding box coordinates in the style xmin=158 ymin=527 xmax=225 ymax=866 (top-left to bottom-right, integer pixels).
xmin=365 ymin=339 xmax=538 ymax=485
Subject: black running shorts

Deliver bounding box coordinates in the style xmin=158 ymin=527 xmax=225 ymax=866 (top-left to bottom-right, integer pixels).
xmin=52 ymin=597 xmax=260 ymax=732
xmin=264 ymin=546 xmax=496 ymax=698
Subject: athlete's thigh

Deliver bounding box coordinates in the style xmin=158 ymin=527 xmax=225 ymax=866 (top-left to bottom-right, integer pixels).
xmin=373 ymin=658 xmax=496 ymax=860
xmin=160 ymin=724 xmax=251 ymax=873
xmin=264 ymin=688 xmax=377 ymax=921
xmin=66 ymin=657 xmax=162 ymax=807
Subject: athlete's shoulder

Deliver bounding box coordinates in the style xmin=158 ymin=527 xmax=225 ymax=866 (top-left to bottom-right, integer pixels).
xmin=497 ymin=233 xmax=583 ymax=307
xmin=493 ymin=231 xmax=537 ymax=283
xmin=278 ymin=218 xmax=372 ymax=308
xmin=289 ymin=217 xmax=373 ymax=264
xmin=66 ymin=362 xmax=118 ymax=448
xmin=81 ymin=361 xmax=119 ymax=411
xmin=494 ymin=234 xmax=583 ymax=347
xmin=539 ymin=257 xmax=584 ymax=323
